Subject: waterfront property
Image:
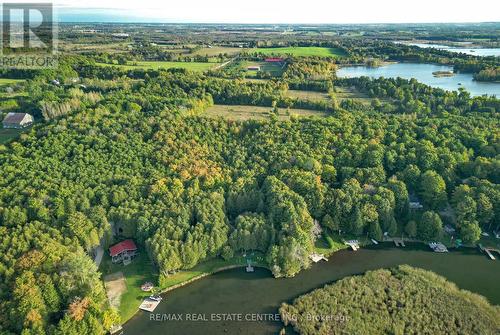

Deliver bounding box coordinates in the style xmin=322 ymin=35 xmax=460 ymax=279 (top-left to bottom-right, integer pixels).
xmin=123 ymin=246 xmax=500 ymax=335
xmin=110 ymin=239 xmax=138 ymax=264
xmin=2 ymin=112 xmax=33 ymax=129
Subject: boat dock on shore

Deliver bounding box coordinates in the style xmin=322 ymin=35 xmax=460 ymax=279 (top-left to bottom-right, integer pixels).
xmin=310 ymin=253 xmax=328 ymax=263
xmin=429 ymin=242 xmax=448 ymax=253
xmin=139 ymin=297 xmax=162 ymax=312
xmin=478 ymin=244 xmax=497 ymax=260
xmin=394 ymin=238 xmax=406 ymax=247
xmin=246 ymin=259 xmax=255 ymax=272
xmin=345 ymin=240 xmax=360 ymax=251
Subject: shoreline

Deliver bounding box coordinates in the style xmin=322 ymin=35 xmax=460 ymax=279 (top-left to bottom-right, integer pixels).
xmin=159 ymin=264 xmax=269 ymax=295
xmin=121 ymin=237 xmax=495 ymax=325
xmin=122 ymin=262 xmax=270 ymax=324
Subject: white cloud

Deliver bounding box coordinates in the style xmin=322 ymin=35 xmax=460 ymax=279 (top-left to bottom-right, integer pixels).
xmin=14 ymin=0 xmax=500 ymax=23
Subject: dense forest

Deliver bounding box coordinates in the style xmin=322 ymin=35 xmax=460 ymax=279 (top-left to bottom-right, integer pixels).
xmin=0 ymin=29 xmax=498 ymax=334
xmin=279 ymin=265 xmax=500 ymax=335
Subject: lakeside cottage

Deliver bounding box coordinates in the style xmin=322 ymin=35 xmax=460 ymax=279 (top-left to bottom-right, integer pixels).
xmin=109 ymin=239 xmax=138 ymax=264
xmin=2 ymin=112 xmax=34 ymax=129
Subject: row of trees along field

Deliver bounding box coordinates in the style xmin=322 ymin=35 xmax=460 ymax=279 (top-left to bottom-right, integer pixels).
xmin=0 ymin=56 xmax=498 ymax=333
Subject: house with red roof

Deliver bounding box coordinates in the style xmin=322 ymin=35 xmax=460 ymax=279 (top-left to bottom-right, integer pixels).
xmin=265 ymin=57 xmax=285 ymax=63
xmin=109 ymin=239 xmax=138 ymax=264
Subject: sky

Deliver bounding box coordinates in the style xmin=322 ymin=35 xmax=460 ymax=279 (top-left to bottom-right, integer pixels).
xmin=5 ymin=0 xmax=500 ymax=23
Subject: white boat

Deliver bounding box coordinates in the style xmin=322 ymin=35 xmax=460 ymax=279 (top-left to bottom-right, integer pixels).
xmin=149 ymin=295 xmax=163 ymax=302
xmin=371 ymin=239 xmax=379 ymax=245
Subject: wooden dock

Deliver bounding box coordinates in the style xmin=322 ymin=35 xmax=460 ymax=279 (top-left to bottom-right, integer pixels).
xmin=345 ymin=240 xmax=360 ymax=251
xmin=310 ymin=253 xmax=328 ymax=263
xmin=478 ymin=244 xmax=497 ymax=260
xmin=394 ymin=238 xmax=405 ymax=247
xmin=246 ymin=259 xmax=255 ymax=272
xmin=484 ymin=249 xmax=496 ymax=260
xmin=139 ymin=298 xmax=161 ymax=312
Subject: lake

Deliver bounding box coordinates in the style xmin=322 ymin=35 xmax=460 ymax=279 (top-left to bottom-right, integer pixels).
xmin=337 ymin=63 xmax=500 ymax=97
xmin=123 ymin=244 xmax=500 ymax=335
xmin=402 ymin=42 xmax=500 ymax=57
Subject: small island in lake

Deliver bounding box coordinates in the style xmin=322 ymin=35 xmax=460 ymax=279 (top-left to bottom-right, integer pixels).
xmin=432 ymin=70 xmax=455 ymax=77
xmin=280 ymin=265 xmax=500 ymax=335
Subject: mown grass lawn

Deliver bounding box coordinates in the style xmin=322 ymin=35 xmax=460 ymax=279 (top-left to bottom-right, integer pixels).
xmin=314 ymin=231 xmax=349 ymax=256
xmin=249 ymin=47 xmax=347 ymax=57
xmin=97 ymin=61 xmax=220 ymax=72
xmin=157 ymin=256 xmax=253 ymax=288
xmin=99 ymin=252 xmax=158 ymax=322
xmin=100 ymin=250 xmax=266 ymax=323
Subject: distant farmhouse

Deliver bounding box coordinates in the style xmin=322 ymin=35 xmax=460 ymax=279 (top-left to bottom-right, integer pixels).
xmin=247 ymin=65 xmax=261 ymax=71
xmin=265 ymin=57 xmax=285 ymax=63
xmin=2 ymin=112 xmax=34 ymax=129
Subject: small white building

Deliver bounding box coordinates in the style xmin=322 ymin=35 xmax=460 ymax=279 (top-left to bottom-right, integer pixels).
xmin=409 ymin=202 xmax=423 ymax=210
xmin=2 ymin=112 xmax=34 ymax=129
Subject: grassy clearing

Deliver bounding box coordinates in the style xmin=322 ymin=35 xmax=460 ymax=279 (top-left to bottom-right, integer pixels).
xmin=334 ymin=86 xmax=375 ymax=105
xmin=241 ymin=61 xmax=285 ymax=77
xmin=99 ymin=252 xmax=158 ymax=322
xmin=249 ymin=47 xmax=347 ymax=57
xmin=205 ymin=104 xmax=330 ymax=121
xmin=97 ymin=61 xmax=220 ymax=72
xmin=335 ymin=86 xmax=392 ymax=106
xmin=191 ymin=46 xmax=243 ymax=57
xmin=0 ymin=127 xmax=27 ymax=144
xmin=286 ymin=90 xmax=331 ymax=102
xmin=314 ymin=231 xmax=348 ymax=256
xmin=0 ymin=78 xmax=24 ymax=86
xmin=286 ymin=87 xmax=385 ymax=106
